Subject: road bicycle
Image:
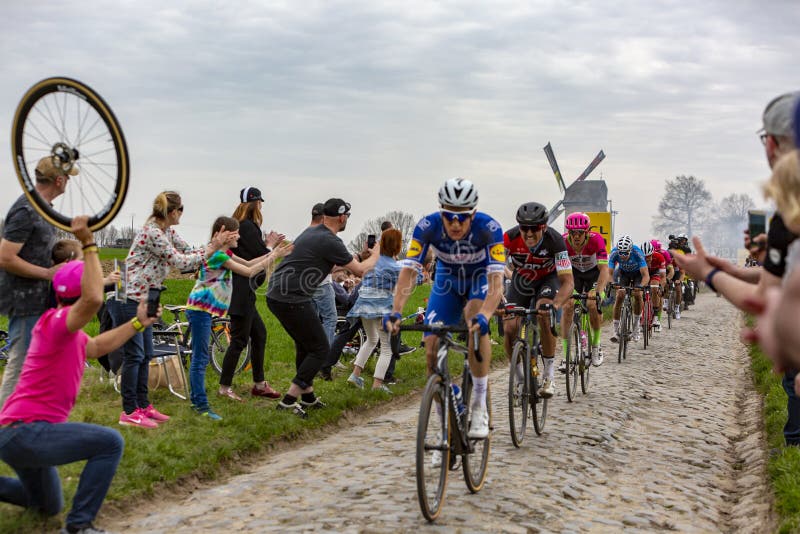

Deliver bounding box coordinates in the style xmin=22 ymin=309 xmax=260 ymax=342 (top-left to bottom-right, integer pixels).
xmin=641 ymin=286 xmax=653 ymax=350
xmin=683 ymin=278 xmax=697 ymax=309
xmin=12 ymin=77 xmax=129 ymax=231
xmin=503 ymin=303 xmax=555 ymax=445
xmin=399 ymin=323 xmax=490 ymax=522
xmin=665 ymin=280 xmax=677 ymax=329
xmin=612 ymin=283 xmax=639 ymax=363
xmin=565 ymin=294 xmax=594 ymax=402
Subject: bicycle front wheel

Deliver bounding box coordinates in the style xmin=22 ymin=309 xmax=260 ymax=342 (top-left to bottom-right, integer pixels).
xmin=530 ymin=346 xmax=548 ymax=435
xmin=618 ymin=306 xmax=627 ymax=363
xmin=462 ymin=375 xmax=490 ymax=493
xmin=565 ymin=324 xmax=579 ymax=402
xmin=12 ymin=77 xmax=129 ymax=231
xmin=508 ymin=341 xmax=529 ymax=448
xmin=416 ymin=373 xmax=449 ymax=522
xmin=209 ymin=319 xmax=251 ymax=376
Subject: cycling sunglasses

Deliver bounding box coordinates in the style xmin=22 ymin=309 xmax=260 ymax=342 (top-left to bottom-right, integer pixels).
xmin=568 ymin=229 xmax=586 ymax=235
xmin=520 ymin=224 xmax=546 ymax=233
xmin=440 ymin=209 xmax=475 ymax=224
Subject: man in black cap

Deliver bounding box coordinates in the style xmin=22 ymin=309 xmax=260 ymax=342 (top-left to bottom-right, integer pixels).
xmin=267 ymin=198 xmax=378 ymax=417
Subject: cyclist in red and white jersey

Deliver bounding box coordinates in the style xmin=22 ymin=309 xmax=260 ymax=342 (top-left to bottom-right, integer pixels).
xmin=641 ymin=241 xmax=667 ymax=331
xmin=503 ymin=202 xmax=574 ymax=398
xmin=560 ymin=212 xmax=610 ymax=367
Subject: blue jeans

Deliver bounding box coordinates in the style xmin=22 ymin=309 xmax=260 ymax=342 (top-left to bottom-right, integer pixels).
xmin=0 ymin=314 xmax=41 ymax=407
xmin=186 ymin=309 xmax=212 ymax=410
xmin=312 ymin=283 xmax=337 ymax=345
xmin=0 ymin=421 xmax=124 ymax=526
xmin=107 ymin=299 xmax=153 ymax=414
xmin=783 ymin=370 xmax=800 ymax=446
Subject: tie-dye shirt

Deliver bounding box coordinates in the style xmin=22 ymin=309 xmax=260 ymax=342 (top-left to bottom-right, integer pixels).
xmin=186 ymin=250 xmax=233 ymax=317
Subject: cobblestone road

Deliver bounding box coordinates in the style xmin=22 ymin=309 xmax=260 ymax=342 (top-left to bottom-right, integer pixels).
xmin=109 ymin=293 xmax=774 ymax=533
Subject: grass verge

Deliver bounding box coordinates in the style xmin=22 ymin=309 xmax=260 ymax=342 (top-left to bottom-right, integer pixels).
xmin=748 ymin=336 xmax=800 ymax=534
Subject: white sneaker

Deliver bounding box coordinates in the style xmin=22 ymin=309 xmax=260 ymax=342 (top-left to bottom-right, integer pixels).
xmin=591 ymin=346 xmax=604 ymax=367
xmin=610 ymin=330 xmax=619 ymax=343
xmin=632 ymin=328 xmax=641 ymax=341
xmin=653 ymin=318 xmax=661 ymax=332
xmin=674 ymin=307 xmax=681 ymax=319
xmin=431 ymin=450 xmax=442 ymax=468
xmin=468 ymin=405 xmax=490 ymax=439
xmin=557 ymin=359 xmax=567 ymax=373
xmin=538 ymin=378 xmax=555 ymax=398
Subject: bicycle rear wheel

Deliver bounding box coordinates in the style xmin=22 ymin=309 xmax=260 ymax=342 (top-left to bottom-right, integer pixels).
xmin=617 ymin=306 xmax=627 ymax=364
xmin=666 ymin=289 xmax=673 ymax=329
xmin=209 ymin=319 xmax=252 ymax=376
xmin=565 ymin=324 xmax=580 ymax=402
xmin=416 ymin=373 xmax=450 ymax=522
xmin=12 ymin=77 xmax=129 ymax=231
xmin=580 ymin=323 xmax=591 ymax=394
xmin=642 ymin=301 xmax=650 ymax=350
xmin=508 ymin=341 xmax=529 ymax=448
xmin=462 ymin=374 xmax=490 ymax=493
xmin=530 ymin=346 xmax=548 ymax=435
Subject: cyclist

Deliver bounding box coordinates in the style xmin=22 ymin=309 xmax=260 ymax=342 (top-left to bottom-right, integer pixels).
xmin=503 ymin=202 xmax=574 ymax=397
xmin=641 ymin=241 xmax=667 ymax=332
xmin=609 ymin=235 xmax=649 ymax=342
xmin=676 ymin=233 xmax=696 ymax=306
xmin=651 ymin=239 xmax=674 ymax=313
xmin=385 ymin=178 xmax=505 ymax=440
xmin=560 ymin=212 xmax=609 ymax=367
xmin=667 ymin=234 xmax=690 ymax=318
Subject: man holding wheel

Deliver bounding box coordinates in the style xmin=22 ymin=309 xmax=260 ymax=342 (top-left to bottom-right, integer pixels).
xmin=0 ymin=156 xmax=74 ymax=405
xmin=385 ymin=178 xmax=505 ymax=441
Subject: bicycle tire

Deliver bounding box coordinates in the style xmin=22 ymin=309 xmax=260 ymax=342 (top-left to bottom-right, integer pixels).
xmin=643 ymin=299 xmax=650 ymax=350
xmin=565 ymin=324 xmax=579 ymax=402
xmin=530 ymin=344 xmax=548 ymax=435
xmin=416 ymin=373 xmax=449 ymax=522
xmin=617 ymin=305 xmax=627 ymax=364
xmin=623 ymin=302 xmax=631 ymax=360
xmin=667 ymin=288 xmax=673 ymax=329
xmin=12 ymin=77 xmax=129 ymax=232
xmin=508 ymin=341 xmax=529 ymax=448
xmin=209 ymin=319 xmax=252 ymax=376
xmin=580 ymin=319 xmax=591 ymax=394
xmin=461 ymin=374 xmax=490 ymax=493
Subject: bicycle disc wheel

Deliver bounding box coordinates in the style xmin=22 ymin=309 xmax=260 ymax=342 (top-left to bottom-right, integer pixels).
xmin=12 ymin=77 xmax=129 ymax=231
xmin=209 ymin=319 xmax=251 ymax=376
xmin=462 ymin=375 xmax=490 ymax=493
xmin=566 ymin=324 xmax=580 ymax=402
xmin=530 ymin=346 xmax=548 ymax=435
xmin=508 ymin=341 xmax=529 ymax=448
xmin=416 ymin=374 xmax=449 ymax=522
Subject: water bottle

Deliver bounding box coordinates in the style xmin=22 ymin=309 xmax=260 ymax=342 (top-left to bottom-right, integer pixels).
xmin=580 ymin=331 xmax=588 ymax=352
xmin=451 ymin=384 xmax=465 ymax=416
xmin=415 ymin=306 xmax=425 ymax=324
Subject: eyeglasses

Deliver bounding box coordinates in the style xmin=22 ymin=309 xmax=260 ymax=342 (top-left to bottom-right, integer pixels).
xmin=440 ymin=209 xmax=474 ymax=224
xmin=568 ymin=229 xmax=586 ymax=235
xmin=520 ymin=224 xmax=546 ymax=233
xmin=177 ymin=206 xmax=184 ymax=213
xmin=619 ymin=250 xmax=631 ymax=257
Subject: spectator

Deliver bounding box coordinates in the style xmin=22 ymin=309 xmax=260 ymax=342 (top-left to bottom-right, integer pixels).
xmin=187 ymin=216 xmax=292 ymax=419
xmin=107 ymin=191 xmax=232 ymax=428
xmin=346 ymin=228 xmax=403 ymax=393
xmin=675 ymin=91 xmax=800 ymax=446
xmin=310 ymin=203 xmax=339 ymax=347
xmin=319 ymin=280 xmax=362 ymax=381
xmin=0 ymin=216 xmax=160 ymax=534
xmin=266 ymin=198 xmax=378 ymax=418
xmin=218 ymin=187 xmax=285 ymax=401
xmin=0 ymin=156 xmax=73 ymax=406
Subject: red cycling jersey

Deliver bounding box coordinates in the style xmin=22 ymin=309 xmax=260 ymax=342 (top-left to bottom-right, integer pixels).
xmin=646 ymin=251 xmax=666 ymax=280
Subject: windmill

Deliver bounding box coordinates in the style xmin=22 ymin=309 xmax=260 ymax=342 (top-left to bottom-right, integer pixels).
xmin=543 ymin=143 xmax=606 ymax=224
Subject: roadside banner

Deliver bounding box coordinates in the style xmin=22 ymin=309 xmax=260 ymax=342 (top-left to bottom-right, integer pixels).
xmin=585 ymin=211 xmax=613 ymax=254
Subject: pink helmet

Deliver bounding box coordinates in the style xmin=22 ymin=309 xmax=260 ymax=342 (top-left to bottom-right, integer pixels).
xmin=564 ymin=212 xmax=590 ymax=231
xmin=650 ymin=239 xmax=662 ymax=252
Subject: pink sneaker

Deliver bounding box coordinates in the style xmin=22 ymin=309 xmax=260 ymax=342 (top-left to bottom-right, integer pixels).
xmin=142 ymin=405 xmax=170 ymax=422
xmin=119 ymin=410 xmax=158 ymax=429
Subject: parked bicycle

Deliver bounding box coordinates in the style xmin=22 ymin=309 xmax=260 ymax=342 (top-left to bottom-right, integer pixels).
xmin=399 ymin=323 xmax=490 ymax=522
xmin=565 ymin=294 xmax=594 ymax=402
xmin=503 ymin=302 xmax=555 ymax=446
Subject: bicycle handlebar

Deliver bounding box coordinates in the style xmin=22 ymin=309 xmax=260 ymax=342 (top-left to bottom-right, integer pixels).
xmin=398 ymin=323 xmax=483 ymax=363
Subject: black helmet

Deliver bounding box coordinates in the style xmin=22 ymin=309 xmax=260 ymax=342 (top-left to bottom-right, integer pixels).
xmin=516 ymin=202 xmax=548 ymax=225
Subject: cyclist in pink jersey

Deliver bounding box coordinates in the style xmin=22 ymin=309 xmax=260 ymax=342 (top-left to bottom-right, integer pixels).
xmin=560 ymin=212 xmax=610 ymax=367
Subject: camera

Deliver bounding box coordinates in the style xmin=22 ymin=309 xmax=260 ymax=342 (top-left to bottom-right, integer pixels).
xmin=147 ymin=287 xmax=164 ymax=318
xmin=367 ymin=234 xmax=376 ymax=249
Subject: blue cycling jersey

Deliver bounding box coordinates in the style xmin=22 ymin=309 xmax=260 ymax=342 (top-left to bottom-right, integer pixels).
xmin=609 ymin=245 xmax=647 ymax=273
xmin=402 ymin=211 xmax=505 ymax=276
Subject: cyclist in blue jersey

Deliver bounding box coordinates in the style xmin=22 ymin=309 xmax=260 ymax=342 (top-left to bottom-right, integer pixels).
xmin=385 ymin=178 xmax=505 ymax=442
xmin=609 ymin=235 xmax=650 ymax=342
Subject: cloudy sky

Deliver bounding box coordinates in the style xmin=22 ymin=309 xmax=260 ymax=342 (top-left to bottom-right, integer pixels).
xmin=1 ymin=0 xmax=798 ymax=247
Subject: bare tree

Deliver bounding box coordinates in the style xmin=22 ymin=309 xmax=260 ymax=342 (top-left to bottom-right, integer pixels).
xmin=652 ymin=175 xmax=712 ymax=237
xmin=702 ymin=193 xmax=755 ymax=259
xmin=348 ymin=210 xmax=418 ymax=257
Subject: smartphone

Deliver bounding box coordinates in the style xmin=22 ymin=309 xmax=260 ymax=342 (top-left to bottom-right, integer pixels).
xmin=748 ymin=210 xmax=767 ymax=245
xmin=367 ymin=234 xmax=377 ymax=249
xmin=146 ymin=287 xmax=163 ymax=318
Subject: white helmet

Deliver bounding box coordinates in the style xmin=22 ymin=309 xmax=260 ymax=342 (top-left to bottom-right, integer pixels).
xmin=438 ymin=177 xmax=478 ymax=209
xmin=641 ymin=241 xmax=654 ymax=255
xmin=616 ymin=235 xmax=633 ymax=253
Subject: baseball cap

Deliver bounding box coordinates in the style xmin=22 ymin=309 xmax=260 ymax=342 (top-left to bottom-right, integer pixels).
xmin=311 ymin=203 xmax=325 ymax=217
xmin=759 ymin=92 xmax=800 ymax=138
xmin=35 ymin=156 xmax=79 ymax=181
xmin=239 ymin=187 xmax=264 ymax=203
xmin=323 ymin=198 xmax=351 ymax=216
xmin=53 ymin=260 xmax=84 ymax=300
